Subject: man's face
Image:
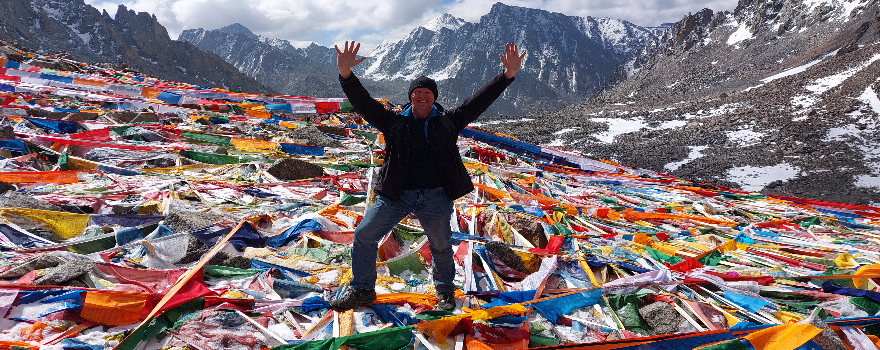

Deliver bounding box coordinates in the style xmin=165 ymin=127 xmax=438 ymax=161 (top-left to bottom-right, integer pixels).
xmin=410 ymin=87 xmax=435 ymax=111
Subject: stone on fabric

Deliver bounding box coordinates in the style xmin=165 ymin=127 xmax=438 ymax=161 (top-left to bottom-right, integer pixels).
xmin=266 ymin=158 xmax=325 ymax=180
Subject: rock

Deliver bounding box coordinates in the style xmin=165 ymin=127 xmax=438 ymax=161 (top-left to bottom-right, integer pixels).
xmin=266 ymin=158 xmax=325 ymax=181
xmin=26 ymin=108 xmax=68 ymax=120
xmin=0 ymin=181 xmax=15 ymax=194
xmin=0 ymin=125 xmax=16 ymax=139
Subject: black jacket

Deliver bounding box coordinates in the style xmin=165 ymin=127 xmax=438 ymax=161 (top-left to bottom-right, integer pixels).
xmin=339 ymin=72 xmax=514 ymax=201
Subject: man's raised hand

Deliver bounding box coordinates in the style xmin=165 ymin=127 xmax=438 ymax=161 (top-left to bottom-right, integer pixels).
xmin=500 ymin=43 xmax=526 ymax=79
xmin=335 ymin=41 xmax=367 ymax=79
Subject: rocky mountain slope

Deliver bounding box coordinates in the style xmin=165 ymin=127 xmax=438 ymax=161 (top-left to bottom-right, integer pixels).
xmin=0 ymin=0 xmax=273 ymax=94
xmin=178 ymin=24 xmax=402 ymax=103
xmin=179 ymin=3 xmax=655 ymax=115
xmin=481 ymin=0 xmax=880 ymax=205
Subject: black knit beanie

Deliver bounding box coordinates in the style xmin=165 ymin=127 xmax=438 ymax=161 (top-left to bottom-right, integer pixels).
xmin=407 ymin=76 xmax=438 ymax=101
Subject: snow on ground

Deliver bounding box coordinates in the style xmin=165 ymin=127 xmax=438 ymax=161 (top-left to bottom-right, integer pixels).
xmin=726 ymin=129 xmax=765 ymax=145
xmin=546 ymin=127 xmax=578 ymax=147
xmin=590 ymin=117 xmax=648 ymax=143
xmin=470 ymin=117 xmax=534 ymax=127
xmin=727 ymin=22 xmax=753 ymax=46
xmin=664 ymin=146 xmax=709 ymax=172
xmin=791 ymin=95 xmax=819 ymax=109
xmin=760 ymin=54 xmax=831 ymax=84
xmin=825 ymin=119 xmax=880 ymax=175
xmin=859 ymin=86 xmax=880 ymax=115
xmin=659 ymin=120 xmax=687 ymax=129
xmin=681 ymin=103 xmax=745 ymax=119
xmin=856 ymin=175 xmax=880 ymax=188
xmin=806 ymin=53 xmax=880 ymax=94
xmin=726 ymin=163 xmax=800 ymax=192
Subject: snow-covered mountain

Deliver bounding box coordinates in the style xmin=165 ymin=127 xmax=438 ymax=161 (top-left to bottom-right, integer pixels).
xmin=179 ymin=3 xmax=656 ymax=115
xmin=0 ymin=0 xmax=273 ymax=93
xmin=482 ymin=0 xmax=880 ymax=205
xmin=358 ymin=3 xmax=655 ymax=114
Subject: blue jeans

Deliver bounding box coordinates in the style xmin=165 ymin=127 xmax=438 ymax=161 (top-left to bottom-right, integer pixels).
xmin=349 ymin=188 xmax=457 ymax=292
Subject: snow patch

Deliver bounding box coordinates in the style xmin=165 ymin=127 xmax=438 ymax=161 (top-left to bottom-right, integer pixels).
xmin=664 ymin=146 xmax=709 ymax=172
xmin=727 ymin=22 xmax=753 ymax=46
xmin=547 ymin=128 xmax=579 ymax=147
xmin=806 ymin=53 xmax=880 ymax=94
xmin=469 ymin=118 xmax=534 ymax=127
xmin=791 ymin=95 xmax=819 ymax=109
xmin=590 ymin=117 xmax=647 ymax=143
xmin=762 ymin=54 xmax=832 ymax=84
xmin=726 ymin=129 xmax=764 ymax=145
xmin=856 ymin=175 xmax=880 ymax=188
xmin=659 ymin=120 xmax=687 ymax=129
xmin=824 ymin=115 xmax=880 ymax=173
xmin=726 ymin=164 xmax=799 ymax=192
xmin=681 ymin=103 xmax=745 ymax=119
xmin=858 ymin=86 xmax=880 ymax=115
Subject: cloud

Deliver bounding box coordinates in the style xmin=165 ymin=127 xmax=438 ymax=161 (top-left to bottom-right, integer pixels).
xmin=83 ymin=0 xmax=738 ymax=52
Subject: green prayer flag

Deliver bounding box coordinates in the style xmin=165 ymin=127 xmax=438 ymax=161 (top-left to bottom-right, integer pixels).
xmin=698 ymin=250 xmax=723 ymax=267
xmin=793 ymin=216 xmax=821 ymax=228
xmin=58 ymin=151 xmax=69 ymax=171
xmin=340 ymin=101 xmax=354 ymax=113
xmin=203 ymin=265 xmax=261 ymax=279
xmin=850 ymin=296 xmax=880 ymax=315
xmin=415 ymin=310 xmax=454 ymax=321
xmin=339 ymin=193 xmax=366 ymax=206
xmin=645 ymin=246 xmax=684 ymax=265
xmin=183 ymin=150 xmax=266 ymax=165
xmin=181 ymin=131 xmax=233 ymax=146
xmin=698 ymin=339 xmax=750 ymax=350
xmin=271 ymin=325 xmax=414 ymax=350
xmin=529 ymin=334 xmax=560 ymax=347
xmin=351 ymin=130 xmax=378 ymax=142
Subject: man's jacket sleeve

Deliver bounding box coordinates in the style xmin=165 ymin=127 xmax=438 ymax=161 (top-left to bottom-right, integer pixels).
xmin=339 ymin=73 xmax=395 ymax=132
xmin=446 ymin=73 xmax=514 ymax=130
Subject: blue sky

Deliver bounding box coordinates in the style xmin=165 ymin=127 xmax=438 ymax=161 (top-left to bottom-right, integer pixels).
xmin=84 ymin=0 xmax=738 ymax=53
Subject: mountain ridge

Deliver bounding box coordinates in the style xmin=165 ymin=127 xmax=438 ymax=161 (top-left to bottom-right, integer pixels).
xmin=481 ymin=0 xmax=880 ymax=205
xmin=179 ymin=2 xmax=656 ymax=115
xmin=0 ymin=0 xmax=274 ymax=94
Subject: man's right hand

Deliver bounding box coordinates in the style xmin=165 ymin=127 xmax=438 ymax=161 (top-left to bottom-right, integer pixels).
xmin=335 ymin=41 xmax=367 ymax=79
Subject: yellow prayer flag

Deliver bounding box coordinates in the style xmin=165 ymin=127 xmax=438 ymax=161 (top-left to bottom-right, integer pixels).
xmin=0 ymin=208 xmax=90 ymax=239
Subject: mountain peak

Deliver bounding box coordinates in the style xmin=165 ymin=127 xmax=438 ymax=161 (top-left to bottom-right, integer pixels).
xmin=217 ymin=23 xmax=258 ymax=39
xmin=424 ymin=13 xmax=466 ymax=32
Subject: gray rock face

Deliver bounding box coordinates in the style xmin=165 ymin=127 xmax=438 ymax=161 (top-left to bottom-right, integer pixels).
xmin=179 ymin=26 xmax=343 ymax=100
xmin=0 ymin=0 xmax=275 ymax=94
xmin=481 ymin=0 xmax=880 ymax=206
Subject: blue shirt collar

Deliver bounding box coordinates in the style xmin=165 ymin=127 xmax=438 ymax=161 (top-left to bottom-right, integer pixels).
xmin=401 ymin=104 xmax=438 ymax=119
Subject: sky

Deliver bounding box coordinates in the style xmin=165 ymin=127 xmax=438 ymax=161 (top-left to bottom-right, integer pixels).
xmin=83 ymin=0 xmax=739 ymax=53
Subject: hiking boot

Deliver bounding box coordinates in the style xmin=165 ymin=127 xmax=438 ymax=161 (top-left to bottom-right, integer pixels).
xmin=437 ymin=291 xmax=456 ymax=311
xmin=330 ymin=288 xmax=376 ymax=311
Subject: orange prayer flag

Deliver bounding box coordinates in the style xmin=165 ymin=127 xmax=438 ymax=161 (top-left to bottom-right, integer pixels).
xmin=466 ymin=337 xmax=494 ymax=350
xmin=0 ymin=171 xmax=81 ymax=184
xmin=140 ymin=87 xmax=162 ymax=99
xmin=80 ymin=291 xmax=149 ymax=326
xmin=231 ymin=137 xmax=278 ymax=150
xmin=620 ymin=210 xmax=737 ymax=226
xmin=742 ymin=323 xmax=822 ymax=350
xmin=247 ymin=110 xmax=272 ymax=119
xmin=72 ymin=77 xmax=106 ymax=87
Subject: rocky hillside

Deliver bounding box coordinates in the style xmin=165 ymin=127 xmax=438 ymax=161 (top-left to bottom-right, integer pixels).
xmin=481 ymin=0 xmax=880 ymax=205
xmin=0 ymin=0 xmax=274 ymax=94
xmin=179 ymin=3 xmax=656 ymax=115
